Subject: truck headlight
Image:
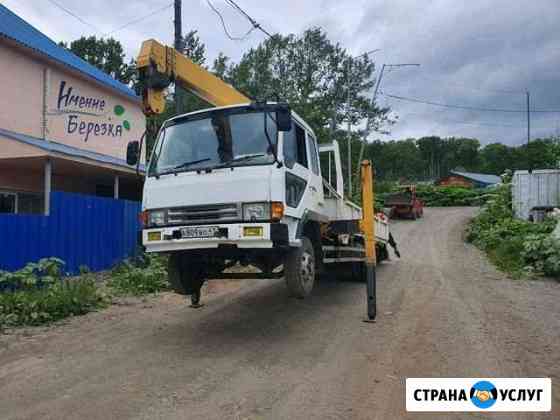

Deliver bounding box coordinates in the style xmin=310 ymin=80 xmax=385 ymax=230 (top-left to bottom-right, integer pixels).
xmin=148 ymin=210 xmax=166 ymax=226
xmin=243 ymin=202 xmax=270 ymax=221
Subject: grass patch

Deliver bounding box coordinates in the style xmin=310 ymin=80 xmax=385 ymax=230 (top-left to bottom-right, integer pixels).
xmin=0 ymin=259 xmax=108 ymax=329
xmin=107 ymin=254 xmax=169 ymax=296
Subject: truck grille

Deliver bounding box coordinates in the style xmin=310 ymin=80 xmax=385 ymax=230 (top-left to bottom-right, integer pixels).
xmin=167 ymin=203 xmax=241 ymax=225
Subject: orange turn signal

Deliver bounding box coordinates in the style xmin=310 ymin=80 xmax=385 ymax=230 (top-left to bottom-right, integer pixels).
xmin=271 ymin=202 xmax=284 ymax=221
xmin=138 ymin=210 xmax=148 ymax=227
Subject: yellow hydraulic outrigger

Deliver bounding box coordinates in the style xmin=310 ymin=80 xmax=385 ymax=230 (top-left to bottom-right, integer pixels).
xmin=360 ymin=160 xmax=377 ymax=320
xmin=136 ymin=39 xmax=250 ymax=114
xmin=135 ymin=39 xmax=378 ymax=320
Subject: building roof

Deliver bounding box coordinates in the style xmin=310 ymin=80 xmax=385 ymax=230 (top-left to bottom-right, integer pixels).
xmin=0 ymin=4 xmax=138 ymax=101
xmin=0 ymin=127 xmax=145 ymax=173
xmin=450 ymin=170 xmax=501 ymax=186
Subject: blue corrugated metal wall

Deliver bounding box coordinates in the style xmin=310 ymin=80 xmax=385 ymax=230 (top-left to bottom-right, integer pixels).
xmin=0 ymin=191 xmax=141 ymax=274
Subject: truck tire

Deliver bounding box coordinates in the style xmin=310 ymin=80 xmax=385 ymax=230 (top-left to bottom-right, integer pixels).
xmin=168 ymin=253 xmax=205 ymax=296
xmin=285 ymin=236 xmax=315 ymax=298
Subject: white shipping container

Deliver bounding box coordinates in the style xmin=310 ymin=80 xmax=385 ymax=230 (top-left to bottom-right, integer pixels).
xmin=512 ymin=170 xmax=560 ymax=220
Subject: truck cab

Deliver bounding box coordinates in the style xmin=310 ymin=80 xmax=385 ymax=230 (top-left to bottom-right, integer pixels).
xmin=135 ymin=102 xmax=329 ymax=304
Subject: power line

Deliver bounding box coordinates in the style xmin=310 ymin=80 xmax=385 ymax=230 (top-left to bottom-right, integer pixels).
xmin=102 ymin=3 xmax=173 ymax=37
xmin=401 ymin=112 xmax=524 ymax=128
xmin=224 ymin=0 xmax=274 ymax=38
xmin=46 ymin=0 xmax=101 ymax=32
xmin=206 ymin=0 xmax=255 ymax=41
xmin=383 ymin=92 xmax=560 ymax=113
xmin=408 ymin=75 xmax=525 ymax=96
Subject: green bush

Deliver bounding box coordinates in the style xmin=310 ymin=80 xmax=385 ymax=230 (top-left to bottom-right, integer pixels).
xmin=378 ymin=185 xmax=494 ymax=208
xmin=0 ymin=258 xmax=107 ymax=328
xmin=414 ymin=185 xmax=493 ymax=207
xmin=522 ymin=235 xmax=560 ymax=277
xmin=467 ymin=184 xmax=560 ymax=278
xmin=107 ymin=254 xmax=168 ymax=296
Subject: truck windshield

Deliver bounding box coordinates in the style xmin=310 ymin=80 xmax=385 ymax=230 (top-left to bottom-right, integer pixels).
xmin=149 ymin=110 xmax=277 ymax=176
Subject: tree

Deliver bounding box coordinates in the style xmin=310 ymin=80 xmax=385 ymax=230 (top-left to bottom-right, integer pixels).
xmin=60 ymin=36 xmax=135 ymax=84
xmin=480 ymin=143 xmax=512 ymax=174
xmin=224 ymin=27 xmax=392 ymax=146
xmin=212 ymin=52 xmax=230 ymax=79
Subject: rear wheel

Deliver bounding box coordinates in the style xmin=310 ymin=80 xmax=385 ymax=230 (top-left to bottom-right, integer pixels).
xmin=285 ymin=236 xmax=315 ymax=298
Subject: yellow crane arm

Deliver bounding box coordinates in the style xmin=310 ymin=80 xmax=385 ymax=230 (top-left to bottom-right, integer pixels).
xmin=136 ymin=39 xmax=250 ymax=115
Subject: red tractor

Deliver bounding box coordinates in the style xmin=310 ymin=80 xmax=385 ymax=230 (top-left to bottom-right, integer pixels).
xmin=385 ymin=185 xmax=424 ymax=220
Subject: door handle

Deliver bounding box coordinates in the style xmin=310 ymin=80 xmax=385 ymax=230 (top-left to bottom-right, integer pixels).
xmin=310 ymin=186 xmax=317 ymax=192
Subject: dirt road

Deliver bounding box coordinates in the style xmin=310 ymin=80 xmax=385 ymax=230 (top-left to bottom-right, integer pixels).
xmin=1 ymin=208 xmax=558 ymax=419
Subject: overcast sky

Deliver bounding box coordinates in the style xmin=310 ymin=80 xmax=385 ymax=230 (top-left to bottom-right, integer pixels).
xmin=5 ymin=0 xmax=560 ymax=145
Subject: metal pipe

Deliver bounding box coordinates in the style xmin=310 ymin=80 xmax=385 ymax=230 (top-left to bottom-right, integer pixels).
xmin=44 ymin=159 xmax=52 ymax=216
xmin=114 ymin=174 xmax=120 ymax=199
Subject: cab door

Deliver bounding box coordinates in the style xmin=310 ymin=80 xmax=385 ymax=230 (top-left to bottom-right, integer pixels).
xmin=282 ymin=121 xmax=312 ymax=219
xmin=306 ymin=133 xmax=325 ymax=213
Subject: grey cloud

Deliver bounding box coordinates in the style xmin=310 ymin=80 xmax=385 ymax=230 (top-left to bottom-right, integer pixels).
xmin=5 ymin=0 xmax=560 ymax=144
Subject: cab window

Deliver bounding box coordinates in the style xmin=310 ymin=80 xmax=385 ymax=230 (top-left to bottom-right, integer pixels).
xmin=283 ymin=122 xmax=308 ymax=168
xmin=308 ymin=135 xmax=320 ymax=175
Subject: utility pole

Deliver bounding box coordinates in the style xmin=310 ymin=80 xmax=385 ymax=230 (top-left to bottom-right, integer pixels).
xmin=346 ymin=60 xmax=353 ymax=197
xmin=527 ymin=90 xmax=532 ymax=172
xmin=355 ymin=63 xmax=420 ymax=192
xmin=527 ymin=90 xmax=531 ymax=144
xmin=174 ymin=0 xmax=182 ymax=115
xmin=344 ymin=49 xmax=381 ymax=197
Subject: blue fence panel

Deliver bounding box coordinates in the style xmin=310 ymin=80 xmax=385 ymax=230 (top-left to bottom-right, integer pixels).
xmin=0 ymin=191 xmax=141 ymax=274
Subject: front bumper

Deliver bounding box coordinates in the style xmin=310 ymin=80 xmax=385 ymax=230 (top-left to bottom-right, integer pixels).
xmin=143 ymin=223 xmax=289 ymax=253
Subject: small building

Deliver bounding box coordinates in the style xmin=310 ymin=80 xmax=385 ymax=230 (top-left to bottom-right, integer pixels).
xmin=512 ymin=169 xmax=560 ymax=220
xmin=437 ymin=170 xmax=501 ymax=189
xmin=0 ymin=5 xmax=145 ymax=272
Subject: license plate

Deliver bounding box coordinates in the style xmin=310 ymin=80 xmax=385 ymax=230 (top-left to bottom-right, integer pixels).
xmin=181 ymin=226 xmax=220 ymax=239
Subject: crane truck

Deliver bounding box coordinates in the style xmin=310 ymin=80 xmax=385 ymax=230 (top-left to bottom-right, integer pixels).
xmin=126 ymin=40 xmax=396 ymax=315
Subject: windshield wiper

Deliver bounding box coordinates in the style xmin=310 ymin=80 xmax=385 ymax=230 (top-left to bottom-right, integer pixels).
xmin=215 ymin=154 xmax=266 ymax=168
xmin=160 ymin=158 xmax=212 ymax=174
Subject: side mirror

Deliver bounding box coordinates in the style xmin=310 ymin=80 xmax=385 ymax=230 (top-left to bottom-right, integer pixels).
xmin=127 ymin=141 xmax=140 ymax=165
xmin=276 ymin=104 xmax=292 ymax=132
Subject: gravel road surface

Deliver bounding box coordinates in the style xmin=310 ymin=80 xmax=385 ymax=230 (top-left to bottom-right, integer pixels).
xmin=1 ymin=207 xmax=558 ymax=419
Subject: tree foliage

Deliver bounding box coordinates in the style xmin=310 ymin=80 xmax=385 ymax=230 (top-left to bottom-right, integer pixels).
xmin=60 ymin=36 xmax=135 ymax=84
xmin=365 ymin=135 xmax=560 ymax=182
xmin=218 ymin=27 xmax=392 ymax=144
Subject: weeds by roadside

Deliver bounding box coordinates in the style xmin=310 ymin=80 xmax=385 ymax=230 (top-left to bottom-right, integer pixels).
xmin=466 ymin=183 xmax=560 ymax=279
xmin=107 ymin=254 xmax=169 ymax=296
xmin=0 ymin=259 xmax=108 ymax=329
xmin=0 ymin=253 xmax=170 ymax=330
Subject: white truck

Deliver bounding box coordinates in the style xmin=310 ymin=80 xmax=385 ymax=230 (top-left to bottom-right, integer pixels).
xmin=126 ymin=40 xmax=395 ymax=309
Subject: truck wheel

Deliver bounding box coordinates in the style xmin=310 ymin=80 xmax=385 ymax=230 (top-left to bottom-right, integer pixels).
xmin=168 ymin=253 xmax=188 ymax=295
xmin=168 ymin=253 xmax=205 ymax=296
xmin=285 ymin=236 xmax=315 ymax=298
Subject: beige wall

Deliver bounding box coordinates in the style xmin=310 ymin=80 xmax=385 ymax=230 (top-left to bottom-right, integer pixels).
xmin=0 ymin=41 xmax=145 ymax=162
xmin=0 ymin=135 xmax=46 ymax=158
xmin=0 ymin=43 xmax=44 ymax=138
